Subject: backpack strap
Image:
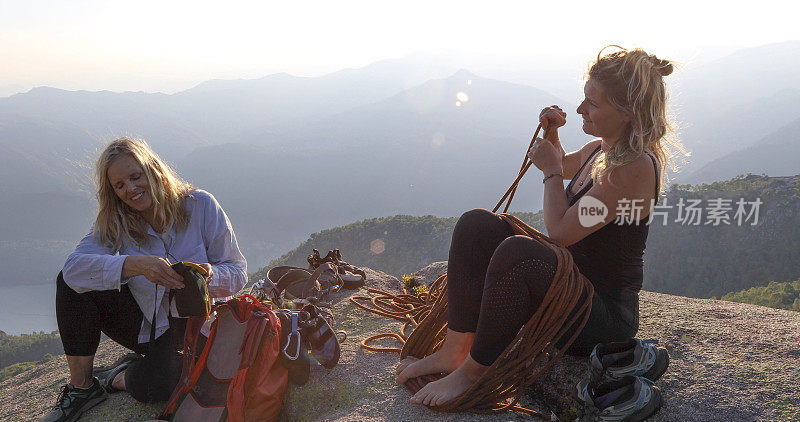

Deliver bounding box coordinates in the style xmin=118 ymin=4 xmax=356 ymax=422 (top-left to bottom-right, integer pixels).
xmin=160 ymin=301 xmax=230 ymax=417
xmin=225 ymin=311 xmax=270 ymax=422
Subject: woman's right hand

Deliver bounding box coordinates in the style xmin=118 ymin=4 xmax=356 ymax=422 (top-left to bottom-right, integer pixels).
xmin=123 ymin=255 xmax=185 ymax=289
xmin=539 ymin=105 xmax=567 ymax=142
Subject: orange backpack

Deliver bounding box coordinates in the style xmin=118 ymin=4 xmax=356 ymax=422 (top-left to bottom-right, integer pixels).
xmin=160 ymin=295 xmax=288 ymax=422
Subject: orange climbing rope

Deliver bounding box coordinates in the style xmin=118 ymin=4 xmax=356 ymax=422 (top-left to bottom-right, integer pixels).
xmin=349 ymin=123 xmax=594 ymax=419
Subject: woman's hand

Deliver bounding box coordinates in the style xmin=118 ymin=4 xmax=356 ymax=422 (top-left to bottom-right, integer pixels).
xmin=123 ymin=255 xmax=185 ymax=289
xmin=540 ymin=105 xmax=567 ymax=141
xmin=528 ymin=137 xmax=564 ymax=174
xmin=539 ymin=105 xmax=567 ymax=163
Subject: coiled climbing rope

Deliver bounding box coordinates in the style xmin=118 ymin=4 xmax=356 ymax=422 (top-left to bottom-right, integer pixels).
xmin=350 ymin=123 xmax=594 ymax=419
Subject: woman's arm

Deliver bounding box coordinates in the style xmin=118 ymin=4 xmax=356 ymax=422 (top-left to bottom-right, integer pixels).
xmin=530 ymin=136 xmax=655 ymax=246
xmin=544 ymin=156 xmax=655 ymax=246
xmin=199 ymin=191 xmax=248 ymax=298
xmin=63 ymin=230 xmax=184 ymax=293
xmin=63 ymin=230 xmax=128 ymax=293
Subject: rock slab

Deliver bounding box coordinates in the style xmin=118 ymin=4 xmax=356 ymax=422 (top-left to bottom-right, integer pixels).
xmin=2 ymin=264 xmax=799 ymax=421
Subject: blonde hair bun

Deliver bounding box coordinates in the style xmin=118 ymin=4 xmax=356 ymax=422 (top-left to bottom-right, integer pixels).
xmin=650 ymin=55 xmax=674 ymax=76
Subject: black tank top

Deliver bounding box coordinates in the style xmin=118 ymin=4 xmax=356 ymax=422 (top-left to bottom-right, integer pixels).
xmin=565 ymin=145 xmax=659 ymax=299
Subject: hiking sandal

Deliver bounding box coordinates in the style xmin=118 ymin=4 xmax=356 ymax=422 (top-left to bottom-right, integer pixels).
xmin=575 ymin=375 xmax=663 ymax=422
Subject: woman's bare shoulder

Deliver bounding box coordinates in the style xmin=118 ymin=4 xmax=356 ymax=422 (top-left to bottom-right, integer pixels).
xmin=582 ymin=138 xmax=602 ymax=154
xmin=605 ymin=153 xmax=657 ymax=192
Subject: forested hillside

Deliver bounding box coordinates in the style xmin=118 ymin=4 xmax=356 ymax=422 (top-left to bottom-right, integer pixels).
xmin=252 ymin=174 xmax=800 ymax=301
xmin=644 ymin=174 xmax=800 ymax=298
xmin=0 ymin=331 xmax=62 ymax=380
xmin=250 ymin=212 xmax=545 ymax=281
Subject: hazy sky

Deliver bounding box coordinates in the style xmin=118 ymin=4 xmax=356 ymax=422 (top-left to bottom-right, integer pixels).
xmin=1 ymin=0 xmax=797 ymax=96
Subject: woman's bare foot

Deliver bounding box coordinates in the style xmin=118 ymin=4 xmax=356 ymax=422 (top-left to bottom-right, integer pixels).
xmin=112 ymin=369 xmax=127 ymax=391
xmin=395 ymin=329 xmax=474 ymax=384
xmin=410 ymin=355 xmax=489 ymax=407
xmin=395 ymin=356 xmax=419 ymax=376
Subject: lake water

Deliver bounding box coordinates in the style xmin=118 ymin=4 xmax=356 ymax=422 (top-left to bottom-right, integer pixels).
xmin=0 ymin=284 xmax=57 ymax=335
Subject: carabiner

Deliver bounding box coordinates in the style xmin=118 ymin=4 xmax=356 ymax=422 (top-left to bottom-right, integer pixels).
xmin=282 ymin=311 xmax=302 ymax=361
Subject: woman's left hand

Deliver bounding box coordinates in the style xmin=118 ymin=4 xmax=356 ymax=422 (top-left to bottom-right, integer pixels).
xmin=528 ymin=137 xmax=564 ymax=174
xmin=199 ymin=263 xmax=213 ymax=285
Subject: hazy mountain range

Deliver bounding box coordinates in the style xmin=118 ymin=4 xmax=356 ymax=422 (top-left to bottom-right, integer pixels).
xmin=1 ymin=41 xmax=799 ymax=293
xmin=671 ymin=41 xmax=800 ymax=181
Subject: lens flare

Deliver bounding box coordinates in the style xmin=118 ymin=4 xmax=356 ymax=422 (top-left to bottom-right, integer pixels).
xmin=456 ymin=92 xmax=469 ymax=103
xmin=370 ymin=239 xmax=386 ymax=255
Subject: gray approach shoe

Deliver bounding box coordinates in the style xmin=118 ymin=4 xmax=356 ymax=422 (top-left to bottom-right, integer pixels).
xmin=40 ymin=377 xmax=107 ymax=422
xmin=575 ymin=375 xmax=663 ymax=422
xmin=587 ymin=338 xmax=669 ymax=383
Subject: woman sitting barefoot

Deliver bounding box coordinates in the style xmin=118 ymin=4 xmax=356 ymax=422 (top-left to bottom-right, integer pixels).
xmin=42 ymin=137 xmax=247 ymax=422
xmin=396 ymin=46 xmax=683 ymax=408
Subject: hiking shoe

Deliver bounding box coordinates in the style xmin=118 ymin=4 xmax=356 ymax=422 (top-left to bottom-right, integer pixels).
xmin=95 ymin=354 xmax=140 ymax=393
xmin=587 ymin=338 xmax=669 ymax=384
xmin=40 ymin=377 xmax=107 ymax=422
xmin=575 ymin=375 xmax=663 ymax=422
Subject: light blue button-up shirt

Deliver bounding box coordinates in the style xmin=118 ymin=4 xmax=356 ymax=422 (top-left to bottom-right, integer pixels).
xmin=62 ymin=189 xmax=247 ymax=343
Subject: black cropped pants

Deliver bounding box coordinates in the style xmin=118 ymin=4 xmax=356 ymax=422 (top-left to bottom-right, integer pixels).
xmin=56 ymin=271 xmax=183 ymax=402
xmin=446 ymin=209 xmax=638 ymax=366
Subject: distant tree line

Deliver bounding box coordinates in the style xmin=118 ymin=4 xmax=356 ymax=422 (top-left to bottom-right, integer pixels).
xmin=0 ymin=330 xmax=62 ymax=370
xmin=721 ymin=279 xmax=800 ymax=312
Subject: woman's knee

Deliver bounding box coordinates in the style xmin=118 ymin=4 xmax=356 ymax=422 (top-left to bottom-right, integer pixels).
xmin=492 ymin=236 xmax=557 ymax=269
xmin=455 ymin=208 xmax=496 ymax=230
xmin=452 ymin=209 xmax=509 ymax=243
xmin=56 ymin=271 xmax=71 ymax=294
xmin=486 ymin=236 xmax=557 ymax=289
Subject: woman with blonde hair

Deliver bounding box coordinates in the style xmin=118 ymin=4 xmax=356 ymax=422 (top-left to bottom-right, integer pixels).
xmin=42 ymin=137 xmax=247 ymax=422
xmin=396 ymin=46 xmax=685 ymax=419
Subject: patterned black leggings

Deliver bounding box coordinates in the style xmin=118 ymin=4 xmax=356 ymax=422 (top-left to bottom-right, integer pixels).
xmin=56 ymin=271 xmax=184 ymax=402
xmin=446 ymin=209 xmax=637 ymax=366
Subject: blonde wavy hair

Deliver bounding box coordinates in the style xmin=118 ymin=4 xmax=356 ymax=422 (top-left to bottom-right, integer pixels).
xmin=587 ymin=45 xmax=689 ymax=195
xmin=93 ymin=137 xmax=193 ymax=250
